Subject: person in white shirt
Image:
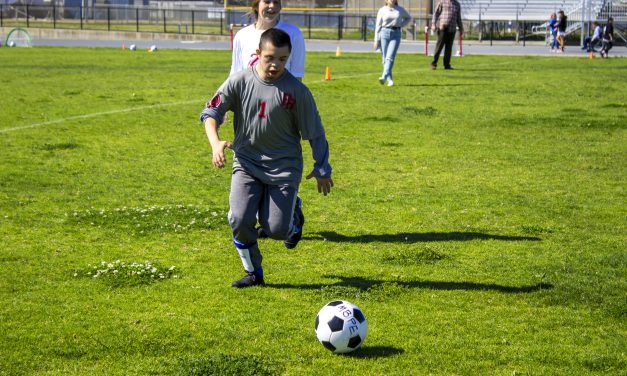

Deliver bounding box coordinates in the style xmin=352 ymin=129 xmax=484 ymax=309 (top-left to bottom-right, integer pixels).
xmin=582 ymin=21 xmax=602 ymax=52
xmin=373 ymin=0 xmax=411 ymax=87
xmin=230 ymin=0 xmax=305 ymax=80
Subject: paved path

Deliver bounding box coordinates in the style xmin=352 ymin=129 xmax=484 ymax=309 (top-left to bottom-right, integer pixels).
xmin=33 ymin=36 xmax=626 ymax=57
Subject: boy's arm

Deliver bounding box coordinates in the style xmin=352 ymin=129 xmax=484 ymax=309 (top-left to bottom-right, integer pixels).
xmin=306 ymin=135 xmax=333 ymax=196
xmin=296 ymin=86 xmax=333 ymax=195
xmin=200 ymin=81 xmax=235 ymax=168
xmin=204 ymin=117 xmax=232 ymax=169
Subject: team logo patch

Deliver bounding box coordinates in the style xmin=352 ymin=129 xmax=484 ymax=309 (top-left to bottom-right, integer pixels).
xmin=281 ymin=93 xmax=295 ymax=110
xmin=207 ymin=94 xmax=221 ymax=109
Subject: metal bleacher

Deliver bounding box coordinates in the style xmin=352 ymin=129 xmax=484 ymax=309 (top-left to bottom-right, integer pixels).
xmin=460 ymin=0 xmax=593 ymax=21
xmin=459 ymin=0 xmax=627 ymax=40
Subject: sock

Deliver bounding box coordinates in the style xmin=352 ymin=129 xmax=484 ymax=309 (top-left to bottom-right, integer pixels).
xmin=253 ymin=267 xmax=264 ymax=278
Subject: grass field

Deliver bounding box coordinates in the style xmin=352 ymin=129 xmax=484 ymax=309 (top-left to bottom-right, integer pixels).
xmin=0 ymin=46 xmax=625 ymax=375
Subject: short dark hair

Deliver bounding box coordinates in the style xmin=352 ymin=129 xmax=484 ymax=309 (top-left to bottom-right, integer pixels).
xmin=259 ymin=28 xmax=292 ymax=52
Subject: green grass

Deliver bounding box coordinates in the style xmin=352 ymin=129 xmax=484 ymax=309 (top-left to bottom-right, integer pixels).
xmin=0 ymin=47 xmax=625 ymax=375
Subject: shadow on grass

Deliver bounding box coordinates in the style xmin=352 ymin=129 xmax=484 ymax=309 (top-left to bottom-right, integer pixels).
xmin=344 ymin=346 xmax=404 ymax=359
xmin=267 ymin=275 xmax=553 ymax=294
xmin=306 ymin=231 xmax=541 ymax=243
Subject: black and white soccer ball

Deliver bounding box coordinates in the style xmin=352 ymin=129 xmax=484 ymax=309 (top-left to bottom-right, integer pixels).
xmin=315 ymin=300 xmax=367 ymax=354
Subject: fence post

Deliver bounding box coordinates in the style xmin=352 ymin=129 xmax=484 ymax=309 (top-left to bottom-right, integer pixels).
xmin=0 ymin=5 xmax=3 ymax=27
xmin=229 ymin=24 xmax=233 ymax=50
xmin=308 ymin=13 xmax=311 ymax=39
xmin=163 ymin=9 xmax=166 ymax=33
xmin=107 ymin=7 xmax=111 ymax=31
xmin=362 ymin=16 xmax=366 ymax=41
xmin=52 ymin=3 xmax=56 ymax=29
xmin=338 ymin=15 xmax=343 ymax=40
xmin=192 ymin=10 xmax=195 ymax=34
xmin=458 ymin=31 xmax=462 ymax=56
xmin=522 ymin=21 xmax=526 ymax=47
xmin=490 ymin=21 xmax=493 ymax=46
xmin=80 ymin=3 xmax=83 ymax=29
xmin=424 ymin=24 xmax=429 ymax=55
xmin=136 ymin=8 xmax=139 ymax=32
xmin=478 ymin=18 xmax=482 ymax=41
xmin=26 ymin=4 xmax=30 ymax=27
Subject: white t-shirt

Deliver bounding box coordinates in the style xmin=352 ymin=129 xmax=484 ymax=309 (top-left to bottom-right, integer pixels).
xmin=230 ymin=21 xmax=306 ymax=78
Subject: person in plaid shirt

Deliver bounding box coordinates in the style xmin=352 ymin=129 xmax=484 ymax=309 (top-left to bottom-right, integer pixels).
xmin=430 ymin=0 xmax=463 ymax=70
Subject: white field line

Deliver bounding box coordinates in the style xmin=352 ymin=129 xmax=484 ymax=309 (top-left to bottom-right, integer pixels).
xmin=0 ymin=100 xmax=197 ymax=134
xmin=2 ymin=61 xmax=513 ymax=134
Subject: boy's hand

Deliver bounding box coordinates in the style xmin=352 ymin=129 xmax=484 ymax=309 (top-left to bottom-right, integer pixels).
xmin=211 ymin=140 xmax=232 ymax=168
xmin=306 ymin=173 xmax=334 ymax=196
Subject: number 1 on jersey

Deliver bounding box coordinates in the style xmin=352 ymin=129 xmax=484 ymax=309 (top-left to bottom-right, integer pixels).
xmin=258 ymin=101 xmax=267 ymax=119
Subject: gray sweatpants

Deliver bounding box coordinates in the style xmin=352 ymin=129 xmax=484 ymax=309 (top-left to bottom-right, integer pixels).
xmin=228 ymin=168 xmax=298 ymax=272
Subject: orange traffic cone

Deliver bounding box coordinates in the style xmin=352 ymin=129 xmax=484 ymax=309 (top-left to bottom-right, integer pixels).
xmin=325 ymin=66 xmax=331 ymax=81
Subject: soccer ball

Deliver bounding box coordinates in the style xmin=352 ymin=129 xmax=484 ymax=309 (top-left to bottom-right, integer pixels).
xmin=8 ymin=41 xmax=16 ymax=47
xmin=315 ymin=300 xmax=367 ymax=354
xmin=149 ymin=45 xmax=157 ymax=52
xmin=129 ymin=44 xmax=137 ymax=51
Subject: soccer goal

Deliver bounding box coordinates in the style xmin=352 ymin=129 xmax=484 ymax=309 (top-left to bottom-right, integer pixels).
xmin=229 ymin=23 xmax=248 ymax=50
xmin=5 ymin=27 xmax=32 ymax=47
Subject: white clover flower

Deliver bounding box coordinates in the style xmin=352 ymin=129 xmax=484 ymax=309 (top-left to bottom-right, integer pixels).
xmin=169 ymin=266 xmax=176 ymax=271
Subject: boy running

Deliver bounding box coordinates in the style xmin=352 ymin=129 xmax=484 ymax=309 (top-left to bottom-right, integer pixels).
xmin=200 ymin=28 xmax=333 ymax=288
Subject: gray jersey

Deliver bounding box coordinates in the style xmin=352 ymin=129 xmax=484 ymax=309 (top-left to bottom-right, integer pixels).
xmin=201 ymin=67 xmax=327 ymax=188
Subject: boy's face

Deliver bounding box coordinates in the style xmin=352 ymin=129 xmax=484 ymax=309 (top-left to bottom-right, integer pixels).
xmin=255 ymin=42 xmax=290 ymax=80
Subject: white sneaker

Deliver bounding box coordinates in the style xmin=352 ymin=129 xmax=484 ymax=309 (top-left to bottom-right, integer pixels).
xmin=387 ymin=80 xmax=394 ymax=87
xmin=378 ymin=77 xmax=385 ymax=85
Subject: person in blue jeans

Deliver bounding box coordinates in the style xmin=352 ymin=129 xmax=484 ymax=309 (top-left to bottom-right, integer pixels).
xmin=374 ymin=0 xmax=411 ymax=87
xmin=582 ymin=21 xmax=602 ymax=52
xmin=548 ymin=13 xmax=559 ymax=52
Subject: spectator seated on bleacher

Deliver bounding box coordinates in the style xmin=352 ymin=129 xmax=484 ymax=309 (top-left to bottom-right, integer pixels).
xmin=582 ymin=21 xmax=603 ymax=52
